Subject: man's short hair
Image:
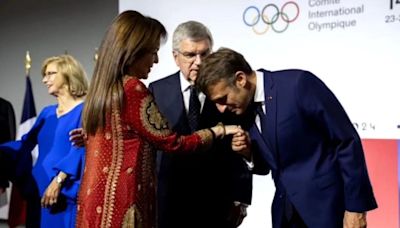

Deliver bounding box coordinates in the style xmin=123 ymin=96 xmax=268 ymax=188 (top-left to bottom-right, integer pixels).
xmin=172 ymin=21 xmax=213 ymax=51
xmin=196 ymin=47 xmax=252 ymax=95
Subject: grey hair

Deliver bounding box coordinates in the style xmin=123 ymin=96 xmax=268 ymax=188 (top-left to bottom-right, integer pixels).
xmin=172 ymin=21 xmax=214 ymax=51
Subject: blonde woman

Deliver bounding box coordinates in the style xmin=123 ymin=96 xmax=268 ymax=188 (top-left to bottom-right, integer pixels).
xmin=0 ymin=54 xmax=88 ymax=227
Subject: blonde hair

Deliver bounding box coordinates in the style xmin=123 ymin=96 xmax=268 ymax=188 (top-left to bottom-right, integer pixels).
xmin=41 ymin=54 xmax=89 ymax=98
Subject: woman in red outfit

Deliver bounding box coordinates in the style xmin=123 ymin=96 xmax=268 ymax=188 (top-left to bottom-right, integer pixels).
xmin=76 ymin=10 xmax=240 ymax=228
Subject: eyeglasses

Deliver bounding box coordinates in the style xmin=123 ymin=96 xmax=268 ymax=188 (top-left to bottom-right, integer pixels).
xmin=43 ymin=71 xmax=57 ymax=79
xmin=175 ymin=49 xmax=211 ymax=62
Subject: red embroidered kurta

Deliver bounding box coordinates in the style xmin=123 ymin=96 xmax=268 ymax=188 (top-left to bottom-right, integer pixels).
xmin=76 ymin=77 xmax=212 ymax=228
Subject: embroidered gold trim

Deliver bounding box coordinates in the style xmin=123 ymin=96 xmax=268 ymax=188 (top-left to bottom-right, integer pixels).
xmin=138 ymin=142 xmax=156 ymax=227
xmin=140 ymin=95 xmax=171 ymax=137
xmin=122 ymin=205 xmax=142 ymax=228
xmin=100 ymin=93 xmax=125 ymax=228
xmin=195 ymin=129 xmax=213 ymax=152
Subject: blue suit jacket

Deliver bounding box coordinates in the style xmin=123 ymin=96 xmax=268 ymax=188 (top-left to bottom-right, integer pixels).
xmin=149 ymin=72 xmax=252 ymax=228
xmin=251 ymin=69 xmax=377 ymax=227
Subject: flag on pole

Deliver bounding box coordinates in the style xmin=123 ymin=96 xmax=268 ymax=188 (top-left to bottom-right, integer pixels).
xmin=17 ymin=75 xmax=38 ymax=164
xmin=7 ymin=75 xmax=38 ymax=228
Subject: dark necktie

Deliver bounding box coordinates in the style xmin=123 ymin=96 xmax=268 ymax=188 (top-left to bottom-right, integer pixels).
xmin=188 ymin=86 xmax=201 ymax=132
xmin=255 ymin=103 xmax=267 ymax=137
xmin=255 ymin=102 xmax=281 ymax=167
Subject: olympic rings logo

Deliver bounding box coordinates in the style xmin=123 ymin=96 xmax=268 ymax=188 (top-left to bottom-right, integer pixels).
xmin=243 ymin=1 xmax=300 ymax=35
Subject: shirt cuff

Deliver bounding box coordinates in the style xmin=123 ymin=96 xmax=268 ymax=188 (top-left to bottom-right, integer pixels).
xmin=234 ymin=201 xmax=249 ymax=207
xmin=242 ymin=157 xmax=254 ymax=171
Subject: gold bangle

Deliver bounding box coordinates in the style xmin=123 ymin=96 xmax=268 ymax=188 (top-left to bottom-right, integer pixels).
xmin=217 ymin=122 xmax=225 ymax=139
xmin=208 ymin=128 xmax=216 ymax=142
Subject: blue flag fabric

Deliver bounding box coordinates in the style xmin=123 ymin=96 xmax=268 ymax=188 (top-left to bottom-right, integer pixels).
xmin=20 ymin=76 xmax=36 ymax=123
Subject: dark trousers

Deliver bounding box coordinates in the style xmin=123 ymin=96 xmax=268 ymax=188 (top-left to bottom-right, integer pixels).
xmin=281 ymin=199 xmax=307 ymax=228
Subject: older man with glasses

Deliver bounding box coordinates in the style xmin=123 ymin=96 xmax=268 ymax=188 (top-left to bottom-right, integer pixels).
xmin=149 ymin=21 xmax=253 ymax=228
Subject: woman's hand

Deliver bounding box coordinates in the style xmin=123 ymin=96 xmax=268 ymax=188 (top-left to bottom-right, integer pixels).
xmin=69 ymin=128 xmax=86 ymax=147
xmin=224 ymin=125 xmax=242 ymax=135
xmin=41 ymin=172 xmax=67 ymax=208
xmin=41 ymin=178 xmax=62 ymax=208
xmin=210 ymin=123 xmax=241 ymax=139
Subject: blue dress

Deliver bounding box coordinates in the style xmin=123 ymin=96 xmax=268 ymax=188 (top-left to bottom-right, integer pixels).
xmin=0 ymin=103 xmax=85 ymax=228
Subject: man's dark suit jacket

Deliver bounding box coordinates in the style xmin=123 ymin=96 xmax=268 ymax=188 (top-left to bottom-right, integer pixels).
xmin=0 ymin=98 xmax=41 ymax=228
xmin=0 ymin=97 xmax=16 ymax=187
xmin=249 ymin=69 xmax=377 ymax=227
xmin=149 ymin=72 xmax=252 ymax=228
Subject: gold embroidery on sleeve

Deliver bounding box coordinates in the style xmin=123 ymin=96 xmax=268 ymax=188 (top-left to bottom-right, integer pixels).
xmin=140 ymin=96 xmax=171 ymax=137
xmin=194 ymin=129 xmax=213 ymax=151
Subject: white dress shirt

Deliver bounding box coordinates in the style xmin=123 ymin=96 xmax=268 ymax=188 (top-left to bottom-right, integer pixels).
xmin=254 ymin=70 xmax=266 ymax=132
xmin=179 ymin=72 xmax=206 ymax=113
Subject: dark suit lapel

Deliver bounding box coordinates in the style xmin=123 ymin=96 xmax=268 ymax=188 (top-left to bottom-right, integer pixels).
xmin=249 ymin=124 xmax=277 ymax=171
xmin=263 ymin=70 xmax=278 ymax=156
xmin=162 ymin=73 xmax=188 ymax=132
xmin=247 ymin=69 xmax=279 ymax=171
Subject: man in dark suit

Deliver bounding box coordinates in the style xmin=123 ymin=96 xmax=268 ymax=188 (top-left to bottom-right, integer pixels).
xmin=149 ymin=22 xmax=252 ymax=228
xmin=196 ymin=47 xmax=377 ymax=228
xmin=0 ymin=97 xmax=16 ymax=192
